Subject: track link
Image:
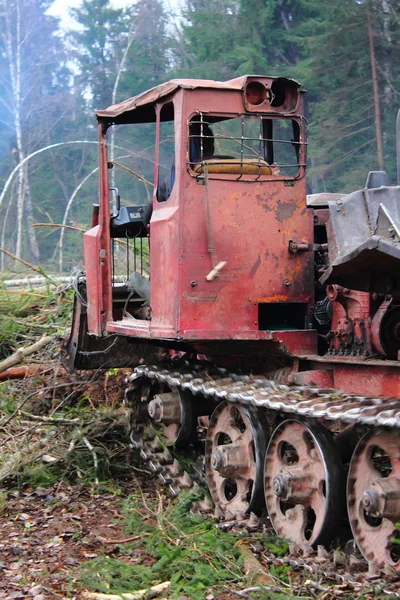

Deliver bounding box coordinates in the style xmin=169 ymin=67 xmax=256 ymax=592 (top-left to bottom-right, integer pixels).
xmin=133 ymin=363 xmax=400 ymax=427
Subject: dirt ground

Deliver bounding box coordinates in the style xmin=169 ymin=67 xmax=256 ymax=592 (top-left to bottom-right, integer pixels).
xmin=0 ymin=481 xmax=135 ymax=599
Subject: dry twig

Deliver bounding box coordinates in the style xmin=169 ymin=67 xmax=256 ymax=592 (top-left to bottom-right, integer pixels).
xmin=0 ymin=336 xmax=55 ymax=375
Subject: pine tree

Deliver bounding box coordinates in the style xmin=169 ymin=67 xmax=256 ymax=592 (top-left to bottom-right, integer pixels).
xmin=70 ymin=0 xmax=132 ymax=110
xmin=294 ymin=0 xmax=400 ymax=192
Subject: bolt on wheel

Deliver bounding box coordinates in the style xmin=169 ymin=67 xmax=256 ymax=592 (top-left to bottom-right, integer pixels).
xmin=265 ymin=419 xmax=344 ymax=548
xmin=347 ymin=428 xmax=400 ymax=571
xmin=205 ymin=402 xmax=267 ymax=519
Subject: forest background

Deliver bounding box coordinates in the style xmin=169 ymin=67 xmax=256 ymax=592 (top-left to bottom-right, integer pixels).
xmin=0 ymin=0 xmax=399 ymax=273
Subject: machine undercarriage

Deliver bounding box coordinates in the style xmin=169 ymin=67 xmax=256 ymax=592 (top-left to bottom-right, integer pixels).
xmin=122 ymin=360 xmax=400 ymax=572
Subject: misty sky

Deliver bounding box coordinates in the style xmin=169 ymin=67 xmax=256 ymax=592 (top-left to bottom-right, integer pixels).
xmin=48 ymin=0 xmax=182 ymax=29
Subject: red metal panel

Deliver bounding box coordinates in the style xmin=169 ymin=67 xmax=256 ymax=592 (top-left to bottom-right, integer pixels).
xmin=84 ymin=227 xmax=102 ymax=335
xmin=177 ymin=173 xmax=313 ymax=335
xmin=291 ymin=369 xmax=334 ymax=387
xmin=85 ymin=123 xmax=113 ymax=336
xmin=173 ymin=91 xmax=312 ymax=338
xmin=334 ymin=364 xmax=400 ymax=397
xmin=96 ymin=75 xmax=301 ymax=120
xmin=149 ymin=94 xmax=183 ymax=335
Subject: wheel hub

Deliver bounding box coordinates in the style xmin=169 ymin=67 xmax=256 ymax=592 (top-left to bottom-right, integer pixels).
xmin=272 ymin=473 xmax=290 ymax=499
xmin=361 ymin=477 xmax=400 ymax=520
xmin=148 ymin=392 xmax=181 ymax=424
xmin=211 ymin=442 xmax=251 ymax=478
xmin=265 ymin=420 xmax=345 ymax=548
xmin=205 ymin=402 xmax=268 ymax=518
xmin=361 ymin=488 xmax=381 ymax=514
xmin=145 ymin=385 xmax=197 ymax=447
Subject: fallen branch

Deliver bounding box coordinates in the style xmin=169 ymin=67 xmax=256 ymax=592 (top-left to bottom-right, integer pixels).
xmin=0 ymin=432 xmax=58 ymax=484
xmin=0 ymin=365 xmax=52 ymax=381
xmin=80 ymin=432 xmax=99 ymax=485
xmin=237 ymin=543 xmax=276 ymax=585
xmin=98 ymin=533 xmax=151 ymax=544
xmin=0 ymin=248 xmax=54 ymax=280
xmin=19 ymin=411 xmax=80 ymax=425
xmin=33 ymin=223 xmax=86 ymax=233
xmin=0 ymin=335 xmax=55 ymax=374
xmin=81 ymin=582 xmax=171 ymax=600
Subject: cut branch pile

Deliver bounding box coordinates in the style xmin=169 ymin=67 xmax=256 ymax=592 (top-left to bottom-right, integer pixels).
xmin=0 ymin=347 xmax=129 ymax=488
xmin=0 ymin=271 xmax=129 ymax=490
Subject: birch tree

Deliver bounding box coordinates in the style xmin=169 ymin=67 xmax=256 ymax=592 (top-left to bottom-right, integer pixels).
xmin=0 ymin=0 xmax=68 ymax=264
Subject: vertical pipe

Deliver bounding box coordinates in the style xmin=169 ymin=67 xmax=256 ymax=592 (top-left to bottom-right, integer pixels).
xmin=126 ymin=237 xmax=129 ymax=280
xmin=134 ymin=238 xmax=137 ymax=272
xmin=397 ymin=108 xmax=400 ymax=185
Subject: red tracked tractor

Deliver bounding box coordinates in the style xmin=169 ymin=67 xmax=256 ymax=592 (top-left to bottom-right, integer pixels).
xmin=65 ymin=75 xmax=400 ymax=571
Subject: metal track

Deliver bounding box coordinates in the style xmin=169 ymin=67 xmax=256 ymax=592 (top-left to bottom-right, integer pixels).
xmin=133 ymin=363 xmax=400 ymax=428
xmin=124 ymin=361 xmax=400 ymax=584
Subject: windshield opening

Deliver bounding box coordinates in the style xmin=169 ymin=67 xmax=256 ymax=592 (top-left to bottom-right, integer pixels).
xmin=188 ymin=113 xmax=306 ymax=180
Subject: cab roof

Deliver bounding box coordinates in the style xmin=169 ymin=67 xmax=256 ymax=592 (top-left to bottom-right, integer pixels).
xmin=96 ymin=75 xmax=301 ymax=124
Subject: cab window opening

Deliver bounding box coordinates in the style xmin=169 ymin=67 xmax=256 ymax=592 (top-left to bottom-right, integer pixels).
xmin=106 ymin=116 xmax=155 ymax=320
xmin=188 ymin=112 xmax=305 ymax=180
xmin=157 ymin=102 xmax=175 ymax=203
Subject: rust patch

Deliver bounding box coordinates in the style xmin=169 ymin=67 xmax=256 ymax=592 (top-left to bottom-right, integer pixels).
xmin=256 ymin=194 xmax=273 ymax=212
xmin=250 ymin=295 xmax=288 ymax=302
xmin=276 ymin=199 xmax=296 ymax=223
xmin=250 ymin=255 xmax=261 ymax=278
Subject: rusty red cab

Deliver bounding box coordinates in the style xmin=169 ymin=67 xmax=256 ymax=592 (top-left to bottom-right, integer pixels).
xmin=82 ymin=75 xmax=314 ymax=358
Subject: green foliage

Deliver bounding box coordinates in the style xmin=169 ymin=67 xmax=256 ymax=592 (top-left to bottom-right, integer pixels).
xmin=294 ymin=0 xmax=400 ymax=192
xmin=78 ymin=490 xmax=244 ymax=598
xmin=263 ymin=537 xmax=289 ymax=557
xmin=0 ymin=281 xmax=73 ymax=357
xmin=18 ymin=463 xmax=64 ymax=489
xmin=0 ymin=385 xmax=18 ymax=415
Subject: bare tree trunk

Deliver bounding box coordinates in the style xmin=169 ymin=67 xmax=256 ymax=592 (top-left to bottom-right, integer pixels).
xmin=3 ymin=0 xmax=28 ymax=258
xmin=1 ymin=185 xmax=16 ymax=270
xmin=25 ymin=176 xmax=40 ymax=264
xmin=367 ymin=0 xmax=384 ymax=170
xmin=0 ymin=141 xmax=98 ymax=211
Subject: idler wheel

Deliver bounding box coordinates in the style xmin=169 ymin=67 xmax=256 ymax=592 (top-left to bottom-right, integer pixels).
xmin=347 ymin=428 xmax=400 ymax=571
xmin=265 ymin=419 xmax=345 ymax=548
xmin=205 ymin=402 xmax=268 ymax=519
xmin=147 ymin=385 xmax=196 ymax=447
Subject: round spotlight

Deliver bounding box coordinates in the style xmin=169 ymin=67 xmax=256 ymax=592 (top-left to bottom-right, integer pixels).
xmin=245 ymin=81 xmax=267 ymax=106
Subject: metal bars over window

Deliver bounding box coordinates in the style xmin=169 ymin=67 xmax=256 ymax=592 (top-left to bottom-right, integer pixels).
xmin=187 ymin=113 xmax=307 ymax=181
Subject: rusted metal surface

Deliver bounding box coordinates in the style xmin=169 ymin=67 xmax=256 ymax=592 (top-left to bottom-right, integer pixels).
xmin=84 ymin=124 xmax=113 ymax=336
xmin=306 ymin=193 xmax=346 ymax=207
xmin=326 ymin=285 xmax=372 ymax=357
xmin=321 ymin=182 xmax=400 ymax=294
xmin=290 ymin=369 xmax=334 ymax=388
xmin=90 ymin=76 xmax=316 ymax=351
xmin=96 ymin=75 xmax=302 ymax=121
xmin=265 ymin=420 xmax=344 ymax=547
xmin=147 ymin=391 xmax=183 ymax=445
xmin=134 ymin=363 xmax=400 ymax=428
xmin=205 ymin=402 xmax=266 ymax=518
xmin=348 ymin=429 xmax=400 ymax=571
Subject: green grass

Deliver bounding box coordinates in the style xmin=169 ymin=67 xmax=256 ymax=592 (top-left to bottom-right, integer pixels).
xmin=78 ymin=489 xmax=245 ymax=598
